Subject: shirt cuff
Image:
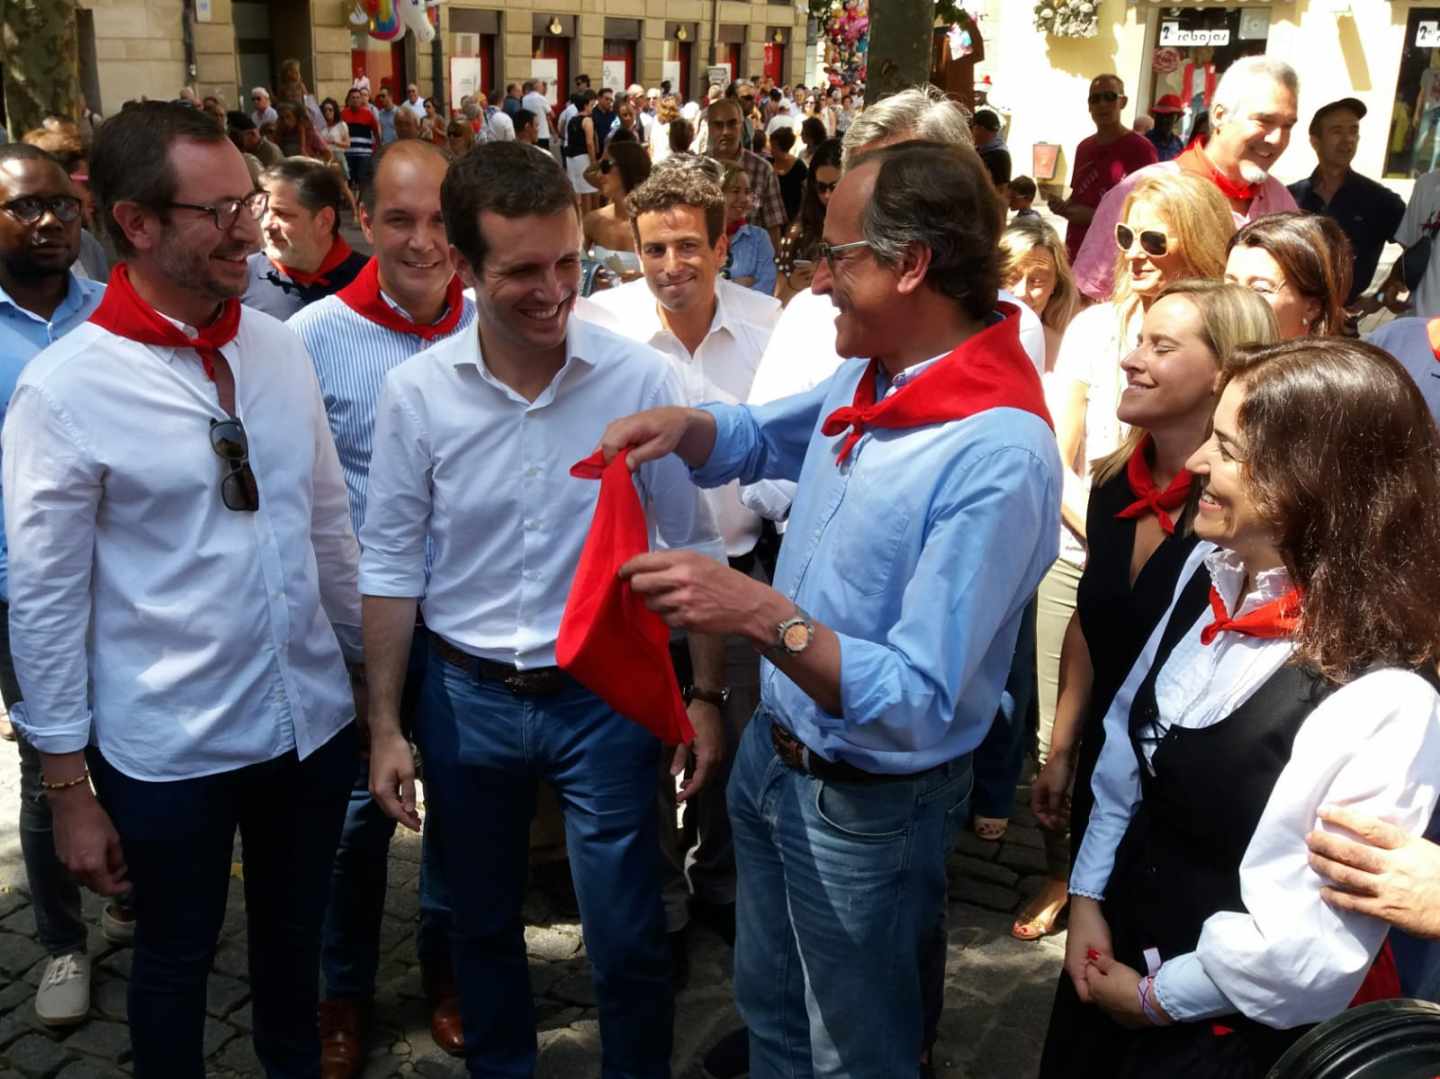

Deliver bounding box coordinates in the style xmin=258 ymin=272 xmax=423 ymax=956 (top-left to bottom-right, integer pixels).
xmin=10 ymin=703 xmax=93 ymax=756
xmin=690 ymin=403 xmax=750 ymax=488
xmin=1153 ymin=953 xmax=1235 ymax=1022
xmin=358 ymin=565 xmax=427 ymax=598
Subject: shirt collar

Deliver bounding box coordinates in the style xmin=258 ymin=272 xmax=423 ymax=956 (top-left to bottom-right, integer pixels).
xmin=0 ymin=268 xmax=90 ymax=326
xmin=1203 ymin=545 xmax=1294 ymax=616
xmin=449 ymin=309 xmax=601 ymax=403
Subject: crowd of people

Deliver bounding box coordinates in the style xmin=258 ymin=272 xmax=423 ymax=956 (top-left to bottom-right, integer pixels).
xmin=4 ymin=47 xmax=1440 ymax=1079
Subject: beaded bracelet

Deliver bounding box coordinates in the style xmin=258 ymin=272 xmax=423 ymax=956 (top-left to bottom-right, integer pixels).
xmin=41 ymin=770 xmax=90 ymax=793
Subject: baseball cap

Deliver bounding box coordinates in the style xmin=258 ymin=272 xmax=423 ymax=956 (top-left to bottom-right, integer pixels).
xmin=1309 ymin=96 xmax=1366 ymax=137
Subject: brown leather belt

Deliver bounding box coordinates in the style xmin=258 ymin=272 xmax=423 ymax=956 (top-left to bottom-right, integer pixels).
xmin=769 ymin=721 xmax=925 ymax=785
xmin=429 ymin=632 xmax=575 ymax=697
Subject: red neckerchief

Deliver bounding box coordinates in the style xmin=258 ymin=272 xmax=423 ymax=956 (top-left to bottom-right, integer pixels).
xmin=1188 ymin=142 xmax=1258 ymax=202
xmin=88 ymin=262 xmax=240 ymax=382
xmin=1199 ymin=582 xmax=1302 ymax=646
xmin=1115 ymin=434 xmax=1193 ymax=535
xmin=270 ymin=236 xmax=353 ymax=287
xmin=725 ymin=216 xmax=747 ymax=238
xmin=819 ymin=302 xmax=1052 ymax=466
xmin=335 ymin=257 xmax=464 ymax=341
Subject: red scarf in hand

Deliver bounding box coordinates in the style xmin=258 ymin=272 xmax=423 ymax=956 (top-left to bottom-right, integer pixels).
xmin=335 ymin=257 xmax=464 ymax=341
xmin=1199 ymin=583 xmax=1301 ymax=646
xmin=1115 ymin=435 xmax=1193 ymax=536
xmin=271 ymin=236 xmax=354 ymax=287
xmin=556 ymin=449 xmax=694 ymax=746
xmin=88 ymin=262 xmax=240 ymax=382
xmin=819 ymin=303 xmax=1051 ymax=467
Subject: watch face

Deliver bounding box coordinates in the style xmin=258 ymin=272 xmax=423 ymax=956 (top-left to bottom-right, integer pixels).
xmin=782 ymin=620 xmax=811 ymax=652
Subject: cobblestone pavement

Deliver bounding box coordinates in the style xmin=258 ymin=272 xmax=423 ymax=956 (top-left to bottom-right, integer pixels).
xmin=0 ymin=742 xmax=1063 ymax=1079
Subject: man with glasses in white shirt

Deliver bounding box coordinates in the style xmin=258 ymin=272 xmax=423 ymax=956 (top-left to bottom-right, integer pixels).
xmin=3 ymin=101 xmax=362 ymax=1076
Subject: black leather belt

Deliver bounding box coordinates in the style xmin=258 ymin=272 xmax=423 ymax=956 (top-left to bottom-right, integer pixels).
xmin=429 ymin=632 xmax=574 ymax=697
xmin=769 ymin=722 xmax=926 ymax=785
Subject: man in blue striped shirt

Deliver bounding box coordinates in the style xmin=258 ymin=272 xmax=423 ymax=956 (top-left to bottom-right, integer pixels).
xmin=288 ymin=138 xmax=473 ymax=1076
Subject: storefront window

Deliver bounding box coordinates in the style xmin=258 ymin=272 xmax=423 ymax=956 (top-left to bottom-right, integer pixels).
xmin=1147 ymin=6 xmax=1270 ymax=142
xmin=1386 ymin=8 xmax=1440 ymax=178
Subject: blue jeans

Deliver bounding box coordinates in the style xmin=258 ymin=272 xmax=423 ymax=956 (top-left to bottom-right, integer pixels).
xmin=321 ymin=635 xmax=453 ymax=1000
xmin=88 ymin=725 xmax=355 ymax=1079
xmin=729 ymin=711 xmax=973 ymax=1078
xmin=414 ymin=651 xmax=672 ymax=1078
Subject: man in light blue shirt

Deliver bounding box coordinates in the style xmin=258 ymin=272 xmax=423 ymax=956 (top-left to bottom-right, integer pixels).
xmin=600 ymin=141 xmax=1061 ymax=1075
xmin=0 ymin=143 xmax=109 ymax=1027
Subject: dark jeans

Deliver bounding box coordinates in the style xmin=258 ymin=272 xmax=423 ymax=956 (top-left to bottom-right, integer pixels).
xmin=89 ymin=725 xmax=355 ymax=1079
xmin=321 ymin=634 xmax=453 ymax=1000
xmin=1 ymin=596 xmax=89 ymax=957
xmin=414 ymin=649 xmax=672 ymax=1078
xmin=970 ymin=596 xmax=1038 ymax=820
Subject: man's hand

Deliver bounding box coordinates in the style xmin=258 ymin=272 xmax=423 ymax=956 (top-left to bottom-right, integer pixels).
xmin=673 ymin=700 xmax=726 ymax=802
xmin=368 ymin=726 xmax=421 ymax=831
xmin=621 ymin=550 xmax=783 ymax=643
xmin=1032 ymin=751 xmax=1074 ymax=832
xmin=49 ymin=788 xmax=129 ymax=896
xmin=597 ymin=406 xmax=717 ymax=471
xmin=1307 ymin=804 xmax=1440 ymax=940
xmin=1063 ymin=896 xmax=1112 ymax=1003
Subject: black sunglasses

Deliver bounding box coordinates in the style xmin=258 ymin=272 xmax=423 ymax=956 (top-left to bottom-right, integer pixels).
xmin=1089 ymin=91 xmax=1120 ymax=105
xmin=1115 ymin=223 xmax=1169 ymax=258
xmin=1 ymin=195 xmax=83 ymax=225
xmin=209 ymin=418 xmax=260 ymax=512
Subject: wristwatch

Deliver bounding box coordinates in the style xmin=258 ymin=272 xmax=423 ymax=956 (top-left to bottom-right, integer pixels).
xmin=773 ymin=608 xmax=815 ymax=657
xmin=684 ymin=684 xmax=731 ymax=707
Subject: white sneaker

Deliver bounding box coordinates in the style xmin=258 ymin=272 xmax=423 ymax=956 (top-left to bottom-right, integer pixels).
xmin=101 ymin=901 xmax=135 ymax=946
xmin=34 ymin=952 xmax=90 ymax=1026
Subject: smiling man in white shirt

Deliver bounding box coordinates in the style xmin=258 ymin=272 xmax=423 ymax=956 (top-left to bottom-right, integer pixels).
xmin=362 ymin=141 xmax=725 ymax=1076
xmin=2 ymin=102 xmax=361 ymax=1076
xmin=584 ymin=155 xmax=780 ymax=972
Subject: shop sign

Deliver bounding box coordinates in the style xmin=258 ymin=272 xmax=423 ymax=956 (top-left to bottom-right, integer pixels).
xmin=1419 ymin=21 xmax=1440 ymax=48
xmin=1158 ymin=23 xmax=1231 ymax=48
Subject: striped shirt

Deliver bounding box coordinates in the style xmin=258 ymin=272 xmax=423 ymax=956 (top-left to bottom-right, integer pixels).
xmin=288 ymin=291 xmax=477 ymax=536
xmin=340 ymin=107 xmax=379 ymax=157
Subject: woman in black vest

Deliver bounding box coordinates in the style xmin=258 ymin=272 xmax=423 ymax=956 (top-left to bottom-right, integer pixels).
xmin=1049 ymin=337 xmax=1440 ymax=1077
xmin=1026 ymin=280 xmax=1278 ymax=940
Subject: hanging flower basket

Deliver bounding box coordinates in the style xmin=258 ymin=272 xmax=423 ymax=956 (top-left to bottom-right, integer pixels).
xmin=1034 ymin=0 xmax=1099 ymax=39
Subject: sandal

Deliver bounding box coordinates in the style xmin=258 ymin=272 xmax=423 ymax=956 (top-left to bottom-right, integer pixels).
xmin=973 ymin=816 xmax=1009 ymax=842
xmin=1011 ymin=879 xmax=1069 ymax=941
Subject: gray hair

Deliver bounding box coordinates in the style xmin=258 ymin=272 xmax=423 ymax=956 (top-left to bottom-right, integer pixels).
xmin=1212 ymin=56 xmax=1299 ymax=122
xmin=853 ymin=140 xmax=1000 ymax=320
xmin=840 ymin=85 xmax=972 ymax=168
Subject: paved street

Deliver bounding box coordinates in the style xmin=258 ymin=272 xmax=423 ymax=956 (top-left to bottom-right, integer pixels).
xmin=0 ymin=736 xmax=1062 ymax=1078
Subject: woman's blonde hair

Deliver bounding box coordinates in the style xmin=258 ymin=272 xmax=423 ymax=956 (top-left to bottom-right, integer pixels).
xmin=998 ymin=218 xmax=1081 ymax=334
xmin=657 ymin=95 xmax=680 ymax=124
xmin=1092 ymin=278 xmax=1279 ymax=485
xmin=1112 ymin=172 xmax=1235 ymax=310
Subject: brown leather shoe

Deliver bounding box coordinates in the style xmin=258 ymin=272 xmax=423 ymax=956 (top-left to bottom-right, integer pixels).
xmin=430 ymin=995 xmax=466 ymax=1057
xmin=318 ymin=998 xmax=366 ymax=1079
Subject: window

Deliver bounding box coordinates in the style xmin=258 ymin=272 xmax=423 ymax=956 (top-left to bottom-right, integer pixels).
xmin=1146 ymin=6 xmax=1269 ymax=142
xmin=1386 ymin=8 xmax=1440 ymax=178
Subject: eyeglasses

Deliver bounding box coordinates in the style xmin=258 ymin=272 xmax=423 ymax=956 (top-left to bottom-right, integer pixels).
xmin=1 ymin=195 xmax=83 ymax=225
xmin=209 ymin=418 xmax=260 ymax=512
xmin=815 ymin=239 xmax=871 ymax=270
xmin=166 ymin=191 xmax=269 ymax=232
xmin=1088 ymin=91 xmax=1120 ymax=105
xmin=1115 ymin=223 xmax=1169 ymax=258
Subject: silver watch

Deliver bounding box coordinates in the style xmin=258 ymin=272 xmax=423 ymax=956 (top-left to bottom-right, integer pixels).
xmin=774 ymin=609 xmax=815 ymax=657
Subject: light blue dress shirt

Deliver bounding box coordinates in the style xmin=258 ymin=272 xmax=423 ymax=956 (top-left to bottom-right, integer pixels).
xmin=694 ymin=340 xmax=1061 ymax=773
xmin=0 ymin=271 xmax=104 ymax=600
xmin=726 ymin=224 xmax=777 ymax=296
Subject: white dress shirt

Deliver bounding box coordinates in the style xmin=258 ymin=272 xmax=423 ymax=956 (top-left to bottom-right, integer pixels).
xmin=3 ymin=310 xmax=361 ymax=781
xmin=522 ymin=92 xmax=552 ymax=141
xmin=1073 ymin=543 xmax=1440 ymax=1028
xmin=358 ymin=315 xmax=724 ymax=668
xmin=738 ymin=286 xmax=1047 ymax=525
xmin=582 ymin=277 xmax=779 ymax=558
